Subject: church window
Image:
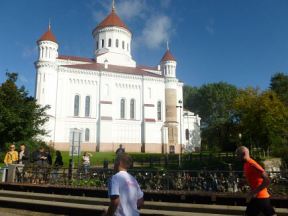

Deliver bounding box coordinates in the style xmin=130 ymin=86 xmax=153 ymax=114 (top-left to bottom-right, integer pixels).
xmin=127 ymin=43 xmax=129 ymax=51
xmin=85 ymin=128 xmax=90 ymax=142
xmin=105 ymin=84 xmax=110 ymax=97
xmin=102 ymin=39 xmax=104 ymax=48
xmin=120 ymin=98 xmax=125 ymax=119
xmin=116 ymin=39 xmax=119 ymax=48
xmin=85 ymin=96 xmax=91 ymax=117
xmin=157 ymin=101 xmax=162 ymax=121
xmin=122 ymin=41 xmax=125 ymax=49
xmin=96 ymin=41 xmax=99 ymax=49
xmin=130 ymin=99 xmax=135 ymax=119
xmin=108 ymin=38 xmax=112 ymax=47
xmin=74 ymin=95 xmax=80 ymax=116
xmin=148 ymin=88 xmax=151 ymax=99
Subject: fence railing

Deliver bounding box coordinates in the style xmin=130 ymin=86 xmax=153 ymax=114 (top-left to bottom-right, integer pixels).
xmin=0 ymin=165 xmax=287 ymax=196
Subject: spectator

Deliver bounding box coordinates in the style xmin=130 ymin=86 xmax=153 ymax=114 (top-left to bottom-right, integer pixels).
xmin=18 ymin=143 xmax=30 ymax=165
xmin=82 ymin=152 xmax=92 ymax=174
xmin=32 ymin=146 xmax=50 ymax=166
xmin=4 ymin=144 xmax=19 ymax=166
xmin=104 ymin=153 xmax=144 ymax=216
xmin=236 ymin=146 xmax=276 ymax=216
xmin=46 ymin=149 xmax=52 ymax=166
xmin=54 ymin=151 xmax=64 ymax=167
xmin=116 ymin=144 xmax=125 ymax=155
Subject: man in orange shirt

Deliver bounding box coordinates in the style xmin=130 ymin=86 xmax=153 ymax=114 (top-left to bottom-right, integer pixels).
xmin=236 ymin=146 xmax=276 ymax=216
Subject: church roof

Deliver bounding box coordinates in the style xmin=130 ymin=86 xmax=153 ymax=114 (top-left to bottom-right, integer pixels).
xmin=37 ymin=27 xmax=57 ymax=43
xmin=93 ymin=9 xmax=129 ymax=32
xmin=62 ymin=62 xmax=163 ymax=78
xmin=58 ymin=55 xmax=95 ymax=63
xmin=161 ymin=50 xmax=176 ymax=62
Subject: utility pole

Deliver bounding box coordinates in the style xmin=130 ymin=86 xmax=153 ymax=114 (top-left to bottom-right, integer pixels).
xmin=176 ymin=100 xmax=183 ymax=168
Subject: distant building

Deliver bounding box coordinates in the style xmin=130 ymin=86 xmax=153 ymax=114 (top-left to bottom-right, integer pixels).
xmin=183 ymin=110 xmax=201 ymax=152
xmin=35 ymin=2 xmax=201 ymax=153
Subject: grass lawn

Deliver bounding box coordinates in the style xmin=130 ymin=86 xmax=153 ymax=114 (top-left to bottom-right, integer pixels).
xmin=58 ymin=151 xmax=117 ymax=168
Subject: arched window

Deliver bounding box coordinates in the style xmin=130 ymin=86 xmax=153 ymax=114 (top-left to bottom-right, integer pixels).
xmin=120 ymin=98 xmax=125 ymax=119
xmin=157 ymin=101 xmax=162 ymax=121
xmin=122 ymin=41 xmax=125 ymax=49
xmin=130 ymin=99 xmax=135 ymax=119
xmin=101 ymin=39 xmax=104 ymax=48
xmin=96 ymin=41 xmax=99 ymax=49
xmin=108 ymin=38 xmax=112 ymax=47
xmin=85 ymin=128 xmax=90 ymax=142
xmin=116 ymin=39 xmax=119 ymax=48
xmin=85 ymin=96 xmax=90 ymax=117
xmin=74 ymin=95 xmax=80 ymax=116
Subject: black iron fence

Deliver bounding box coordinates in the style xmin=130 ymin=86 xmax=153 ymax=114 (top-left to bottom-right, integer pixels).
xmin=1 ymin=165 xmax=287 ymax=196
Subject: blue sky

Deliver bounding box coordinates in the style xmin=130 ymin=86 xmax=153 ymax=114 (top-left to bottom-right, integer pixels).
xmin=1 ymin=0 xmax=288 ymax=95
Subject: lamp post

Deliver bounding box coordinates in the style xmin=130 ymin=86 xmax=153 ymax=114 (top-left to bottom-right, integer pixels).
xmin=238 ymin=133 xmax=242 ymax=146
xmin=176 ymin=100 xmax=183 ymax=168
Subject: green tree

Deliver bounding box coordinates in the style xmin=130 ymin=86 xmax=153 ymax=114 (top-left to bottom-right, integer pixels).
xmin=233 ymin=88 xmax=288 ymax=153
xmin=270 ymin=72 xmax=288 ymax=106
xmin=185 ymin=82 xmax=239 ymax=151
xmin=183 ymin=85 xmax=198 ymax=111
xmin=0 ymin=72 xmax=49 ymax=150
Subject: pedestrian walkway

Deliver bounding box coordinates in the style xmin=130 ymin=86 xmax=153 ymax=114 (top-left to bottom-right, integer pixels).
xmin=0 ymin=207 xmax=65 ymax=216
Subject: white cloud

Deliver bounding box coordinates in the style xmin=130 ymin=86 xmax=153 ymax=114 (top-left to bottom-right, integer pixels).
xmin=205 ymin=18 xmax=215 ymax=35
xmin=92 ymin=10 xmax=106 ymax=23
xmin=116 ymin=0 xmax=147 ymax=20
xmin=22 ymin=46 xmax=37 ymax=58
xmin=160 ymin=0 xmax=171 ymax=9
xmin=88 ymin=0 xmax=110 ymax=22
xmin=140 ymin=15 xmax=172 ymax=49
xmin=18 ymin=74 xmax=28 ymax=83
xmin=89 ymin=0 xmax=146 ymax=22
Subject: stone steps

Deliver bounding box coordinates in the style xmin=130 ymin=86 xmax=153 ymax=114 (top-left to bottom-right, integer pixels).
xmin=0 ymin=190 xmax=286 ymax=216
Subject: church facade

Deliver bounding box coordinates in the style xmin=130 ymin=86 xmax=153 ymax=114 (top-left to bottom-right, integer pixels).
xmin=35 ymin=4 xmax=201 ymax=153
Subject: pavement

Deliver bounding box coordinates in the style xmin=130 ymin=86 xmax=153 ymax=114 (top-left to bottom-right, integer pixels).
xmin=0 ymin=207 xmax=65 ymax=216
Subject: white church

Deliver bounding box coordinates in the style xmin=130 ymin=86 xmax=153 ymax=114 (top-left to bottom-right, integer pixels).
xmin=35 ymin=2 xmax=201 ymax=153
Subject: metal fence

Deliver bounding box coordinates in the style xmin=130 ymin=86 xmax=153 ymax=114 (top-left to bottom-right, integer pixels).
xmin=0 ymin=165 xmax=287 ymax=195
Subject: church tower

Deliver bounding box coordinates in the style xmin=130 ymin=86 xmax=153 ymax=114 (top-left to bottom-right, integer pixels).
xmin=92 ymin=1 xmax=136 ymax=67
xmin=161 ymin=47 xmax=182 ymax=153
xmin=35 ymin=24 xmax=58 ymax=119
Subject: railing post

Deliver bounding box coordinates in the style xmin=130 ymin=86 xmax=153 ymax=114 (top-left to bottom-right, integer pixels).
xmin=68 ymin=159 xmax=73 ymax=182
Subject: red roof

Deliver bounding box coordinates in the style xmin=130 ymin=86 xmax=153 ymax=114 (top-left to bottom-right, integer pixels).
xmin=161 ymin=50 xmax=176 ymax=62
xmin=93 ymin=9 xmax=129 ymax=32
xmin=37 ymin=28 xmax=57 ymax=43
xmin=58 ymin=55 xmax=95 ymax=63
xmin=62 ymin=63 xmax=163 ymax=78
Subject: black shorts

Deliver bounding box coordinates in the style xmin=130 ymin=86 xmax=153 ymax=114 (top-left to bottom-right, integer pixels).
xmin=246 ymin=198 xmax=276 ymax=216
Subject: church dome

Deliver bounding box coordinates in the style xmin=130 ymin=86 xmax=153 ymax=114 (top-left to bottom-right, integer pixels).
xmin=161 ymin=50 xmax=176 ymax=62
xmin=37 ymin=27 xmax=57 ymax=43
xmin=93 ymin=8 xmax=129 ymax=32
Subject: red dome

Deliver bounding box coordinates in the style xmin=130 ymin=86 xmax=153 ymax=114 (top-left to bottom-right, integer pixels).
xmin=94 ymin=9 xmax=129 ymax=32
xmin=37 ymin=28 xmax=57 ymax=43
xmin=161 ymin=50 xmax=176 ymax=62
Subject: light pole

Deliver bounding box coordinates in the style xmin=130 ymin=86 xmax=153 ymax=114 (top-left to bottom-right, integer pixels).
xmin=238 ymin=133 xmax=242 ymax=146
xmin=176 ymin=100 xmax=183 ymax=168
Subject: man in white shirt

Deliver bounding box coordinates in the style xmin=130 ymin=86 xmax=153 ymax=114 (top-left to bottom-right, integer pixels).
xmin=104 ymin=153 xmax=144 ymax=216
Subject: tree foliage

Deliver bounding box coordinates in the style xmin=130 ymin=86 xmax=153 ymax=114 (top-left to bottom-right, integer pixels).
xmin=0 ymin=72 xmax=49 ymax=150
xmin=233 ymin=88 xmax=288 ymax=152
xmin=270 ymin=72 xmax=288 ymax=106
xmin=184 ymin=78 xmax=288 ymax=154
xmin=184 ymin=82 xmax=239 ymax=151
